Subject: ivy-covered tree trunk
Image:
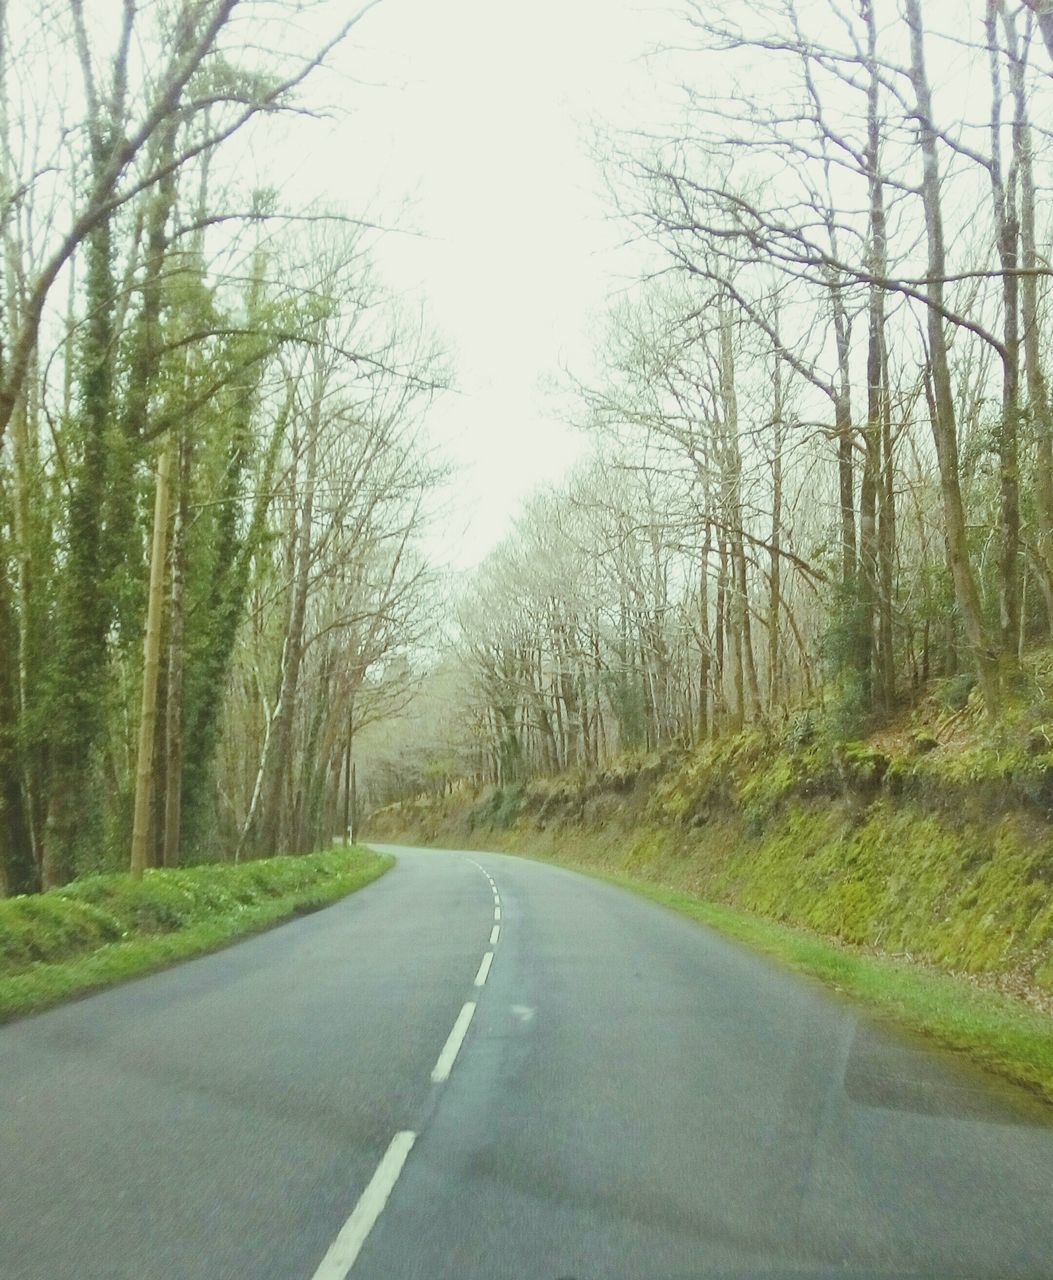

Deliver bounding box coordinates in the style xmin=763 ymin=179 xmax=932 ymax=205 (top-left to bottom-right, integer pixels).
xmin=45 ymin=203 xmax=116 ymax=884
xmin=179 ymin=351 xmax=287 ymax=855
xmin=162 ymin=430 xmax=191 ymax=867
xmin=130 ymin=439 xmax=174 ymax=878
xmin=0 ymin=539 xmax=38 ymax=894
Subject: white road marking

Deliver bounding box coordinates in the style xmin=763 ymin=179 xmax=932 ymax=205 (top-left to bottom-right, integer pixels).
xmin=490 ymin=924 xmax=500 ymax=945
xmin=310 ymin=1130 xmax=416 ymax=1280
xmin=494 ymin=906 xmax=501 ymax=922
xmin=468 ymin=858 xmax=500 ymax=910
xmin=431 ymin=1002 xmax=476 ymax=1083
xmin=511 ymin=1004 xmax=535 ymax=1023
xmin=474 ymin=951 xmax=494 ymax=987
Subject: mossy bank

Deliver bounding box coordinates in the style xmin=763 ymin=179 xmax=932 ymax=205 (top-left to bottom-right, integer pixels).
xmin=372 ymin=730 xmax=1053 ymax=990
xmin=368 ymin=720 xmax=1053 ymax=1100
xmin=0 ymin=845 xmax=392 ymax=1022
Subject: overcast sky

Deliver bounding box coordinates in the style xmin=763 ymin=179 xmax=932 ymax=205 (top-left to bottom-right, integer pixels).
xmin=252 ymin=0 xmax=676 ymax=570
xmin=243 ymin=0 xmax=991 ymax=573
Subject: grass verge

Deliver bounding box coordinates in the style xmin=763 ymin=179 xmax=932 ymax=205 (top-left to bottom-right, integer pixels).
xmin=581 ymin=862 xmax=1053 ymax=1106
xmin=455 ymin=839 xmax=1053 ymax=1109
xmin=0 ymin=846 xmax=392 ymax=1024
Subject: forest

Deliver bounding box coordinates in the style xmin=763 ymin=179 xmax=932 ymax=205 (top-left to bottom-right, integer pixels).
xmin=0 ymin=0 xmax=443 ymax=894
xmin=6 ymin=0 xmax=1053 ymax=896
xmin=363 ymin=0 xmax=1053 ymax=808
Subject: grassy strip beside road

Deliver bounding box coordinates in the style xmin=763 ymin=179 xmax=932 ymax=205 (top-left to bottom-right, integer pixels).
xmin=461 ymin=840 xmax=1053 ymax=1108
xmin=582 ymin=865 xmax=1053 ymax=1106
xmin=0 ymin=846 xmax=392 ymax=1023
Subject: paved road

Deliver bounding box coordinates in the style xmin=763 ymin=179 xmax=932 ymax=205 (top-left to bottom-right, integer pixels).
xmin=2 ymin=845 xmax=1053 ymax=1280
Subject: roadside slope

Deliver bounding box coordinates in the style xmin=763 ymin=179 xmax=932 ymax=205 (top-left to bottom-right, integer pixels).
xmin=0 ymin=845 xmax=391 ymax=1022
xmin=367 ymin=725 xmax=1053 ymax=1101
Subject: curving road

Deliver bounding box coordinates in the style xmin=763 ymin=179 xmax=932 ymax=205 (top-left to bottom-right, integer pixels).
xmin=2 ymin=843 xmax=1053 ymax=1279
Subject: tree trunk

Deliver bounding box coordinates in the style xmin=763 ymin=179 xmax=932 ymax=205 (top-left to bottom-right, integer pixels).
xmin=1005 ymin=5 xmax=1053 ymax=632
xmin=831 ymin=292 xmax=856 ymax=587
xmin=986 ymin=5 xmax=1022 ymax=655
xmin=130 ymin=439 xmax=174 ymax=879
xmin=342 ymin=696 xmax=356 ymax=845
xmin=715 ymin=535 xmax=728 ymax=724
xmin=905 ymin=0 xmax=1001 ymax=715
xmin=242 ymin=384 xmax=320 ymax=858
xmin=161 ymin=430 xmax=191 ymax=868
xmin=878 ymin=348 xmax=897 ymax=707
xmin=699 ymin=523 xmax=712 ymax=739
xmin=861 ymin=0 xmax=887 ymax=711
xmin=768 ymin=367 xmax=784 ymax=711
xmin=0 ymin=540 xmax=38 ymax=895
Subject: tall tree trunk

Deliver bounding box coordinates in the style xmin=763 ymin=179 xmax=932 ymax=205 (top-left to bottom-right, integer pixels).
xmin=768 ymin=366 xmax=784 ymax=711
xmin=905 ymin=0 xmax=1001 ymax=715
xmin=831 ymin=293 xmax=856 ymax=586
xmin=8 ymin=383 xmax=45 ymax=875
xmin=0 ymin=535 xmax=38 ymax=895
xmin=699 ymin=522 xmax=712 ymax=739
xmin=714 ymin=535 xmax=728 ymax=724
xmin=861 ymin=0 xmax=887 ymax=710
xmin=986 ymin=5 xmax=1023 ymax=655
xmin=1005 ymin=5 xmax=1053 ymax=632
xmin=878 ymin=348 xmax=897 ymax=707
xmin=241 ymin=380 xmax=320 ymax=859
xmin=719 ymin=300 xmax=760 ymax=722
xmin=161 ymin=429 xmax=191 ymax=868
xmin=130 ymin=439 xmax=174 ymax=878
xmin=342 ymin=696 xmax=356 ymax=845
xmin=46 ymin=201 xmax=116 ymax=884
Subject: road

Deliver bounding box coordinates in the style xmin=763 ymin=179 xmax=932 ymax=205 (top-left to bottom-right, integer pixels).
xmin=2 ymin=844 xmax=1053 ymax=1280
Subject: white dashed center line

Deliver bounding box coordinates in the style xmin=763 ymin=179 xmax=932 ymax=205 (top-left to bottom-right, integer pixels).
xmin=316 ymin=859 xmax=508 ymax=1276
xmin=474 ymin=951 xmax=494 ymax=987
xmin=311 ymin=1130 xmax=416 ymax=1280
xmin=430 ymin=1001 xmax=477 ymax=1083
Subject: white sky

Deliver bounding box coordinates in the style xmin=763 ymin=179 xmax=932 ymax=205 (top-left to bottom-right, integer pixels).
xmin=256 ymin=0 xmax=676 ymax=570
xmin=240 ymin=0 xmax=1006 ymax=573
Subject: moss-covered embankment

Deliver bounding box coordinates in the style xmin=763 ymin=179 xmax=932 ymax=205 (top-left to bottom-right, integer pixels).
xmin=369 ymin=727 xmax=1053 ymax=998
xmin=0 ymin=845 xmax=392 ymax=1022
xmin=369 ymin=728 xmax=1053 ymax=1100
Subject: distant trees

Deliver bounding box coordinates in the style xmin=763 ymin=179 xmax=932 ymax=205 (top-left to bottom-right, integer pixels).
xmin=0 ymin=1 xmax=445 ymax=894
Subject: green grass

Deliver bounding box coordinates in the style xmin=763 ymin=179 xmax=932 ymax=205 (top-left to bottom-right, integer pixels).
xmin=535 ymin=855 xmax=1053 ymax=1108
xmin=0 ymin=845 xmax=392 ymax=1023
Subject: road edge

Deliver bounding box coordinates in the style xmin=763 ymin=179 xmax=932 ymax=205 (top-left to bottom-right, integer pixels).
xmin=0 ymin=849 xmax=394 ymax=1025
xmin=371 ymin=840 xmax=1053 ymax=1110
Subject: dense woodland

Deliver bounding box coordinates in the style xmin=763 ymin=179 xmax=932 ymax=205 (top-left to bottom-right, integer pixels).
xmin=0 ymin=1 xmax=442 ymax=893
xmin=8 ymin=2 xmax=1053 ymax=892
xmin=363 ymin=1 xmax=1053 ymax=807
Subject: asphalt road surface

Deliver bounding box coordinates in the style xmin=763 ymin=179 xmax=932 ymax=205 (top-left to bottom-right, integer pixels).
xmin=3 ymin=844 xmax=1053 ymax=1280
